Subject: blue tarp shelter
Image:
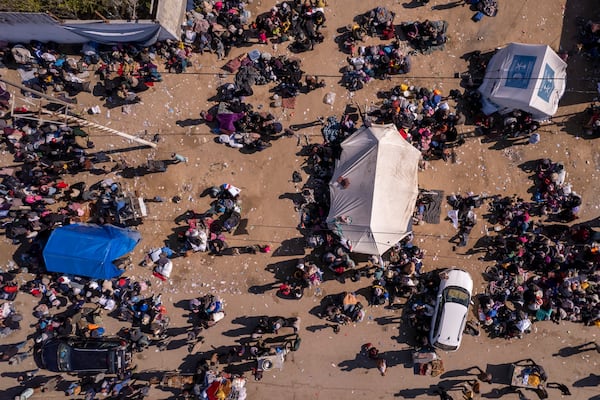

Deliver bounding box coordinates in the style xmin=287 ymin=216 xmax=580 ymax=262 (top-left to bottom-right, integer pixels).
xmin=43 ymin=224 xmax=141 ymax=280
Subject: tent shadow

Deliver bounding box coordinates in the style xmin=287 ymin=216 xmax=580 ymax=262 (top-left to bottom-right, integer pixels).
xmin=11 ymin=237 xmax=47 ymax=274
xmin=557 ymin=0 xmax=598 ymax=108
xmin=558 ymin=104 xmax=598 ymax=139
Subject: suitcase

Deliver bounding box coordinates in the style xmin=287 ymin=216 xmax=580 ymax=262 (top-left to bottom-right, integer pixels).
xmin=223 ymin=57 xmax=242 ymax=73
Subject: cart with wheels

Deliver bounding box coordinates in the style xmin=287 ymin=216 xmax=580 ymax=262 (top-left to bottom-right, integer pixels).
xmin=412 ymin=349 xmax=444 ymax=377
xmin=509 ymin=359 xmax=548 ymax=399
xmin=159 ymin=371 xmax=195 ymax=390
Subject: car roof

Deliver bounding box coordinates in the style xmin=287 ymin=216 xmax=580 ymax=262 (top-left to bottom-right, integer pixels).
xmin=439 ymin=269 xmax=473 ymax=293
xmin=70 ymin=348 xmax=114 ymax=372
xmin=40 ymin=340 xmax=60 ymax=371
xmin=436 ymin=302 xmax=468 ymax=348
xmin=40 ymin=337 xmax=128 ymax=373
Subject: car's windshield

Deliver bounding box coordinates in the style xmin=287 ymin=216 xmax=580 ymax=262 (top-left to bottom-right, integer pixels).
xmin=57 ymin=343 xmax=71 ymax=371
xmin=443 ymin=286 xmax=470 ymax=307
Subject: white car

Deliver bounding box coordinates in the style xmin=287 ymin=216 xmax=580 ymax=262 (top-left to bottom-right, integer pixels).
xmin=429 ymin=269 xmax=473 ymax=351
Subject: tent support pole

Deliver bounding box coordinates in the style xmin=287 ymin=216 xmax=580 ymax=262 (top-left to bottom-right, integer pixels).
xmin=0 ymin=77 xmax=156 ymax=148
xmin=40 ymin=110 xmax=157 ymax=148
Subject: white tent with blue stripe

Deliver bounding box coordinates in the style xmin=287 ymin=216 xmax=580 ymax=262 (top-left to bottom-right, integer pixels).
xmin=478 ymin=43 xmax=567 ymax=120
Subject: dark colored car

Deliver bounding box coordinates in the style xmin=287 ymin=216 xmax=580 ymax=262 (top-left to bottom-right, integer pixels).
xmin=39 ymin=337 xmax=132 ymax=376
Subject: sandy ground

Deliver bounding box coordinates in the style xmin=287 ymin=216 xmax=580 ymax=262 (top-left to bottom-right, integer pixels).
xmin=1 ymin=0 xmax=599 ymax=399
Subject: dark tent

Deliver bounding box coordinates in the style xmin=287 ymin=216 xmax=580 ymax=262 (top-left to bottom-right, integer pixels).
xmin=43 ymin=224 xmax=141 ymax=280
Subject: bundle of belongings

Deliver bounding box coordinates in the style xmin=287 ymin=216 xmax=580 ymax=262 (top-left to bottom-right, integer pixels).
xmin=341 ymin=43 xmax=411 ymax=90
xmin=206 ymin=100 xmax=287 ymax=153
xmin=222 ymin=49 xmax=304 ymax=99
xmin=355 ymin=6 xmax=396 ymax=38
xmin=476 ymin=0 xmax=498 ymax=17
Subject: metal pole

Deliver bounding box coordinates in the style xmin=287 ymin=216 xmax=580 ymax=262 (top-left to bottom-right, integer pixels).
xmin=0 ymin=77 xmax=157 ymax=148
xmin=41 ymin=110 xmax=157 ymax=148
xmin=0 ymin=77 xmax=71 ymax=107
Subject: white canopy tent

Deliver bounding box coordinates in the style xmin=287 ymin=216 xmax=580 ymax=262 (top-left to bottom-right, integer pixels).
xmin=478 ymin=43 xmax=567 ymax=120
xmin=327 ymin=124 xmax=421 ymax=255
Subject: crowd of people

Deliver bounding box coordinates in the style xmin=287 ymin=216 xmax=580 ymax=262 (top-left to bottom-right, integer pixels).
xmin=184 ymin=0 xmax=327 ymax=58
xmin=363 ymin=85 xmax=465 ymax=160
xmin=8 ymin=41 xmax=171 ymax=109
xmin=578 ymin=16 xmax=600 ymax=61
xmin=0 ymin=1 xmax=597 ymax=399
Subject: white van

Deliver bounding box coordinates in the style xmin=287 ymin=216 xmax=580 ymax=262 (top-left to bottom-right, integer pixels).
xmin=429 ymin=269 xmax=473 ymax=351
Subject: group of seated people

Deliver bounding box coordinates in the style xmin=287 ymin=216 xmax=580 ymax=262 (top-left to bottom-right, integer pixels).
xmin=6 ymin=40 xmax=168 ymax=108
xmin=180 ymin=183 xmax=243 ymax=256
xmin=255 ymin=1 xmax=327 ymax=52
xmin=342 ymin=43 xmax=412 ymax=90
xmin=578 ymin=17 xmax=600 ymax=60
xmin=321 ymin=291 xmax=366 ymax=325
xmin=189 ymin=293 xmax=226 ymax=329
xmin=366 ymin=85 xmax=465 ymax=160
xmin=400 ymin=20 xmax=448 ymax=53
xmin=204 ymin=98 xmax=292 ymax=152
xmin=0 ymin=121 xmax=123 ymax=248
xmin=533 ymin=158 xmax=581 ymax=222
xmin=183 ymin=0 xmax=327 ymax=59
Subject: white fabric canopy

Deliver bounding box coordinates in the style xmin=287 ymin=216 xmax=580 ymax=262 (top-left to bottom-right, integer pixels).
xmin=327 ymin=124 xmax=421 ymax=255
xmin=478 ymin=43 xmax=567 ymax=120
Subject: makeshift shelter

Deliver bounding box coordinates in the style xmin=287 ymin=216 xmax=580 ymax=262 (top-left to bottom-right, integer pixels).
xmin=478 ymin=43 xmax=567 ymax=120
xmin=43 ymin=224 xmax=141 ymax=280
xmin=0 ymin=10 xmax=180 ymax=45
xmin=327 ymin=124 xmax=421 ymax=255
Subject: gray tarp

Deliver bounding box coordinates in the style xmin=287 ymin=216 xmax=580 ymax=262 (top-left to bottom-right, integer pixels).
xmin=63 ymin=23 xmax=171 ymax=46
xmin=0 ymin=12 xmax=175 ymax=45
